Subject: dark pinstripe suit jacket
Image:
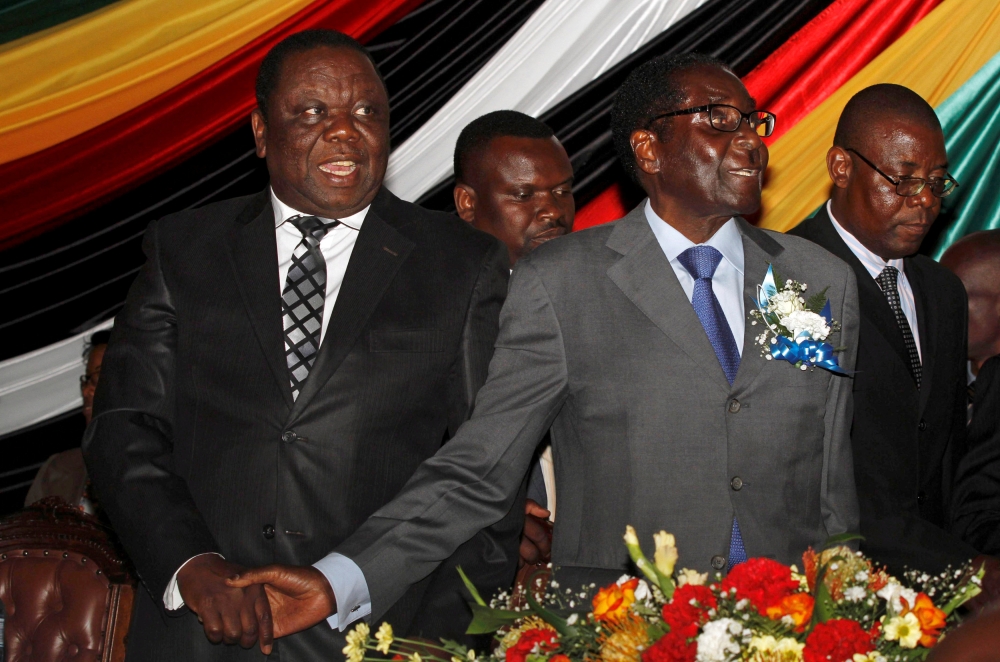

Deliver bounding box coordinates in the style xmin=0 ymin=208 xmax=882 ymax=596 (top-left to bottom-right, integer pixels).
xmin=83 ymin=187 xmax=522 ymax=661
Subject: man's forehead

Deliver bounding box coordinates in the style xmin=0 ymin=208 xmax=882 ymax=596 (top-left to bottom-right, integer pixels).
xmin=863 ymin=118 xmax=947 ymax=164
xmin=674 ymin=66 xmax=754 ymax=107
xmin=279 ymin=47 xmax=383 ymax=92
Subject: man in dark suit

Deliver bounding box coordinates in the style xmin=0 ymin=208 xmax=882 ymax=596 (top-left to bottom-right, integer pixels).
xmin=83 ymin=30 xmax=520 ymax=661
xmin=790 ymin=85 xmax=998 ymax=593
xmin=452 ymin=110 xmax=576 ymax=568
xmin=943 ymin=231 xmax=1000 ymax=559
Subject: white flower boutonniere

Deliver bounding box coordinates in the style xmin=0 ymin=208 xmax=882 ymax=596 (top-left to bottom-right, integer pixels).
xmin=749 ymin=265 xmax=848 ymax=374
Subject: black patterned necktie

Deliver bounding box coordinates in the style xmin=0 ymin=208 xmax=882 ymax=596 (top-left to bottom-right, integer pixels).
xmin=282 ymin=215 xmax=338 ymax=400
xmin=875 ymin=266 xmax=922 ymax=389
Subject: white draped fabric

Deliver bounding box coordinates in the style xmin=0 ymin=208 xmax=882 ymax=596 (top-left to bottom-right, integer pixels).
xmin=0 ymin=319 xmax=112 ymax=437
xmin=383 ymin=0 xmax=707 ymax=201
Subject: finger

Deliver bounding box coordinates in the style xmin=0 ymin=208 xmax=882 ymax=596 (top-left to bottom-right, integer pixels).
xmin=257 ymin=589 xmax=275 ymax=653
xmin=520 ymin=539 xmax=541 ymax=566
xmin=201 ymin=609 xmax=225 ymax=645
xmin=525 ymin=501 xmax=551 ymax=520
xmin=524 ymin=516 xmax=549 ymax=544
xmin=227 ymin=567 xmax=278 ymax=588
xmin=220 ymin=605 xmax=244 ymax=646
xmin=239 ymin=593 xmax=260 ymax=649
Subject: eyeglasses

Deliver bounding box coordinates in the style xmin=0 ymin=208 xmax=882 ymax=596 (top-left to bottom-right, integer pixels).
xmin=79 ymin=369 xmax=101 ymax=387
xmin=649 ymin=104 xmax=776 ymax=137
xmin=846 ymin=148 xmax=958 ymax=198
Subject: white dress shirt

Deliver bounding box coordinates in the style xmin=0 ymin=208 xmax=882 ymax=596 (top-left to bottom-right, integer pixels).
xmin=827 ymin=201 xmax=921 ymax=361
xmin=644 ymin=201 xmax=746 ymax=353
xmin=163 ymin=189 xmax=373 ymax=630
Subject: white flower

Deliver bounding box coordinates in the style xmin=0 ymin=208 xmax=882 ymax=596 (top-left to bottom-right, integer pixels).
xmin=566 ymin=613 xmax=579 ymax=625
xmin=375 ymin=622 xmax=394 ymax=654
xmin=654 ymin=531 xmax=679 ymax=577
xmin=877 ymin=582 xmax=918 ymax=615
xmin=696 ymin=618 xmax=742 ymax=662
xmin=779 ymin=310 xmax=831 ymax=342
xmin=852 ymin=654 xmax=887 ymax=662
xmin=677 ymin=568 xmax=708 ymax=587
xmin=634 ymin=579 xmax=651 ymax=601
xmin=769 ymin=290 xmax=803 ymax=316
xmin=750 ymin=635 xmax=805 ymax=661
xmin=844 ymin=586 xmax=867 ymax=602
xmin=343 ymin=622 xmax=370 ymax=662
xmin=855 ymin=571 xmax=869 ymax=582
xmin=883 ymin=612 xmax=922 ymax=648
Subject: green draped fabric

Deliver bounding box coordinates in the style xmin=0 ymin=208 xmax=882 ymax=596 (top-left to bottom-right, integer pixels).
xmin=0 ymin=0 xmax=120 ymax=45
xmin=932 ymin=49 xmax=1000 ymax=257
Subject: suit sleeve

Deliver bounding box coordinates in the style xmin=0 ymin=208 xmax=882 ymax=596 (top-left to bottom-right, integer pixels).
xmin=334 ymin=256 xmax=569 ymax=621
xmin=821 ymin=265 xmax=861 ymax=540
xmin=82 ymin=220 xmax=220 ymax=604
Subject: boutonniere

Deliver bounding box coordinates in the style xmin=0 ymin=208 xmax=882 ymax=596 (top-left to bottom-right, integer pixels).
xmin=749 ymin=265 xmax=848 ymax=374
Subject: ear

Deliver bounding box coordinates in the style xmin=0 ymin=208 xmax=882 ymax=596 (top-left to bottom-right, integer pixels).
xmin=251 ymin=108 xmax=268 ymax=158
xmin=454 ymin=184 xmax=477 ymax=223
xmin=631 ymin=128 xmax=661 ymax=176
xmin=827 ymin=146 xmax=852 ymax=189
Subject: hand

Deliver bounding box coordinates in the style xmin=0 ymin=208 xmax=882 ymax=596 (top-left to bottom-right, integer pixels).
xmin=519 ymin=499 xmax=553 ymax=567
xmin=176 ymin=554 xmax=273 ymax=654
xmin=227 ymin=564 xmax=337 ymax=638
xmin=965 ymin=555 xmax=1000 ymax=613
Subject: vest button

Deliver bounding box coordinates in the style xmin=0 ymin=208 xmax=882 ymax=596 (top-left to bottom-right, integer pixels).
xmin=918 ymin=420 xmax=927 ymax=431
xmin=262 ymin=524 xmax=275 ymax=540
xmin=711 ymin=555 xmax=726 ymax=570
xmin=728 ymin=399 xmax=741 ymax=413
xmin=731 ymin=477 xmax=743 ymax=491
xmin=281 ymin=430 xmax=297 ymax=443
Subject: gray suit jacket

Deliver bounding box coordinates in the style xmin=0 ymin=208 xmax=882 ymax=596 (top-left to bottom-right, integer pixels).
xmin=338 ymin=204 xmax=861 ymax=620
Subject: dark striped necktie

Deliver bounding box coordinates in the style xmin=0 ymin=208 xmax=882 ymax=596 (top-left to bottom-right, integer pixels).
xmin=876 ymin=266 xmax=922 ymax=389
xmin=282 ymin=215 xmax=338 ymax=400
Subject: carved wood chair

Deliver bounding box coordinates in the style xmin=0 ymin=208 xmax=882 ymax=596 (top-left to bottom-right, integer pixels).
xmin=0 ymin=497 xmax=136 ymax=662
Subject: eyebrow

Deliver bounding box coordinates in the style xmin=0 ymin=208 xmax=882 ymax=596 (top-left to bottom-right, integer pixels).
xmin=897 ymin=160 xmax=950 ymax=169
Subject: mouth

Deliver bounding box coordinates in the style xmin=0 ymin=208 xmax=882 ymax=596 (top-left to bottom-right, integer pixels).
xmin=727 ymin=167 xmax=762 ymax=178
xmin=318 ymin=159 xmax=360 ymax=177
xmin=531 ymin=227 xmax=569 ymax=243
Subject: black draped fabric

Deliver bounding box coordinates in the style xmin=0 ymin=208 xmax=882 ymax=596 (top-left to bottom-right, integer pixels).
xmin=417 ymin=0 xmax=833 ymax=212
xmin=0 ymin=0 xmax=543 ymax=362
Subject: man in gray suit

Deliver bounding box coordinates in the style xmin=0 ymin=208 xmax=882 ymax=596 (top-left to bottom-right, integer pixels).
xmin=229 ymin=53 xmax=861 ymax=637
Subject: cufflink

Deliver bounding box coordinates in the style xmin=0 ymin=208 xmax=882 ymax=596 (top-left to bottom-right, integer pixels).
xmin=351 ymin=605 xmax=360 ymax=612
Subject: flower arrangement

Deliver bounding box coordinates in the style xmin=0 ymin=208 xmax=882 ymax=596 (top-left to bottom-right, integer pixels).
xmin=749 ymin=265 xmax=847 ymax=374
xmin=343 ymin=529 xmax=982 ymax=662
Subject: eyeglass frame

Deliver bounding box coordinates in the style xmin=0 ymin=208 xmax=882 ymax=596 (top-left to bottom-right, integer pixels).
xmin=845 ymin=148 xmax=959 ymax=198
xmin=79 ymin=367 xmax=101 ymax=387
xmin=648 ymin=104 xmax=776 ymax=137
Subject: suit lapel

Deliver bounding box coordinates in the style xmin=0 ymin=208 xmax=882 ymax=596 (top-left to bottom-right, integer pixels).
xmin=806 ymin=207 xmax=914 ymax=376
xmin=606 ymin=206 xmax=732 ymax=394
xmin=906 ymin=259 xmax=935 ymax=413
xmin=287 ymin=197 xmax=415 ymax=422
xmin=226 ymin=191 xmax=294 ymax=408
xmin=732 ymin=219 xmax=783 ymax=392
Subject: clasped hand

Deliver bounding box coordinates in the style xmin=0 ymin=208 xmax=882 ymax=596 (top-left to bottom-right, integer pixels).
xmin=178 ymin=555 xmax=336 ymax=653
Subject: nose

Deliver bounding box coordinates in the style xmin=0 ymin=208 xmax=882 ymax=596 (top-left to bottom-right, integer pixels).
xmin=734 ymin=119 xmax=764 ymax=150
xmin=909 ymin=182 xmax=938 ymax=209
xmin=537 ymin=192 xmax=569 ymax=227
xmin=322 ymin=111 xmax=360 ymax=142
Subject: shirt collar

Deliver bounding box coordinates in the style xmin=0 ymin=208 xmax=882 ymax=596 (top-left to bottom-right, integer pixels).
xmin=826 ymin=200 xmax=904 ymax=279
xmin=270 ymin=188 xmax=369 ymax=231
xmin=644 ymin=199 xmax=745 ymax=275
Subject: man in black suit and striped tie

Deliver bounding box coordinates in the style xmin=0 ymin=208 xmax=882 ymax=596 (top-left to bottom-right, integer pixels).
xmin=790 ymin=84 xmax=999 ymax=608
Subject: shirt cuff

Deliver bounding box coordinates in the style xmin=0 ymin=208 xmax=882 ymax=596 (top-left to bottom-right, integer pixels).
xmin=162 ymin=552 xmax=225 ymax=610
xmin=313 ymin=552 xmax=372 ymax=631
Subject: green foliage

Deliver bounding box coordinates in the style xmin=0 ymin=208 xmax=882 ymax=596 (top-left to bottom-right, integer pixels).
xmin=805 ymin=287 xmax=830 ymax=314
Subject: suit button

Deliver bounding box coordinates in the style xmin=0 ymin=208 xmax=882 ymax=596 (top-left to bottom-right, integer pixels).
xmin=281 ymin=430 xmax=297 ymax=443
xmin=262 ymin=524 xmax=275 ymax=540
xmin=731 ymin=477 xmax=743 ymax=491
xmin=918 ymin=420 xmax=927 ymax=431
xmin=711 ymin=555 xmax=726 ymax=570
xmin=728 ymin=399 xmax=741 ymax=413
xmin=917 ymin=491 xmax=927 ymax=506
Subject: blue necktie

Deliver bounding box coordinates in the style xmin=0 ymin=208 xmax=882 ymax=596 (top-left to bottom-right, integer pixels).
xmin=677 ymin=245 xmax=747 ymax=570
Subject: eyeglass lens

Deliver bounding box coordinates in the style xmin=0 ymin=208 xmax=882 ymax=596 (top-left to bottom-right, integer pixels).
xmin=709 ymin=106 xmax=774 ymax=137
xmin=895 ymin=177 xmax=957 ymax=198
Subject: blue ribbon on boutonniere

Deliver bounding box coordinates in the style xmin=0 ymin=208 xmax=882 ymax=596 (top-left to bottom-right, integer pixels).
xmin=753 ymin=265 xmax=849 ymax=375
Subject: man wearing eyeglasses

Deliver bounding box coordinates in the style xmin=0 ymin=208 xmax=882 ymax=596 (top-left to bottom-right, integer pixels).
xmin=790 ymin=85 xmax=998 ymax=603
xmin=228 ymin=53 xmax=861 ymax=637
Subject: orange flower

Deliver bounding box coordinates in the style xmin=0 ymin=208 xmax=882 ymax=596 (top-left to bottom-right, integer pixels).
xmin=802 ymin=549 xmax=819 ymax=593
xmin=592 ymin=578 xmax=640 ymax=622
xmin=765 ymin=592 xmax=815 ymax=631
xmin=903 ymin=593 xmax=947 ymax=647
xmin=550 ymin=656 xmax=571 ymax=662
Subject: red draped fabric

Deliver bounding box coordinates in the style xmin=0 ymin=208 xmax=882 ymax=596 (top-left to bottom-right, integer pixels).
xmin=0 ymin=0 xmax=423 ymax=250
xmin=572 ymin=0 xmax=942 ymax=232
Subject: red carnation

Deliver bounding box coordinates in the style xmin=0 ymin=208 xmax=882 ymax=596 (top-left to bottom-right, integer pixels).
xmin=505 ymin=628 xmax=558 ymax=662
xmin=661 ymin=584 xmax=717 ymax=630
xmin=642 ymin=623 xmax=698 ymax=662
xmin=803 ymin=619 xmax=876 ymax=662
xmin=720 ymin=558 xmax=799 ymax=614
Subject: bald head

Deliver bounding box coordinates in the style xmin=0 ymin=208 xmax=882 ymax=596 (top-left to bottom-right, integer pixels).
xmin=834 ymin=84 xmax=941 ymax=151
xmin=941 ymin=230 xmax=1000 ymax=368
xmin=826 ymin=84 xmax=948 ymax=260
